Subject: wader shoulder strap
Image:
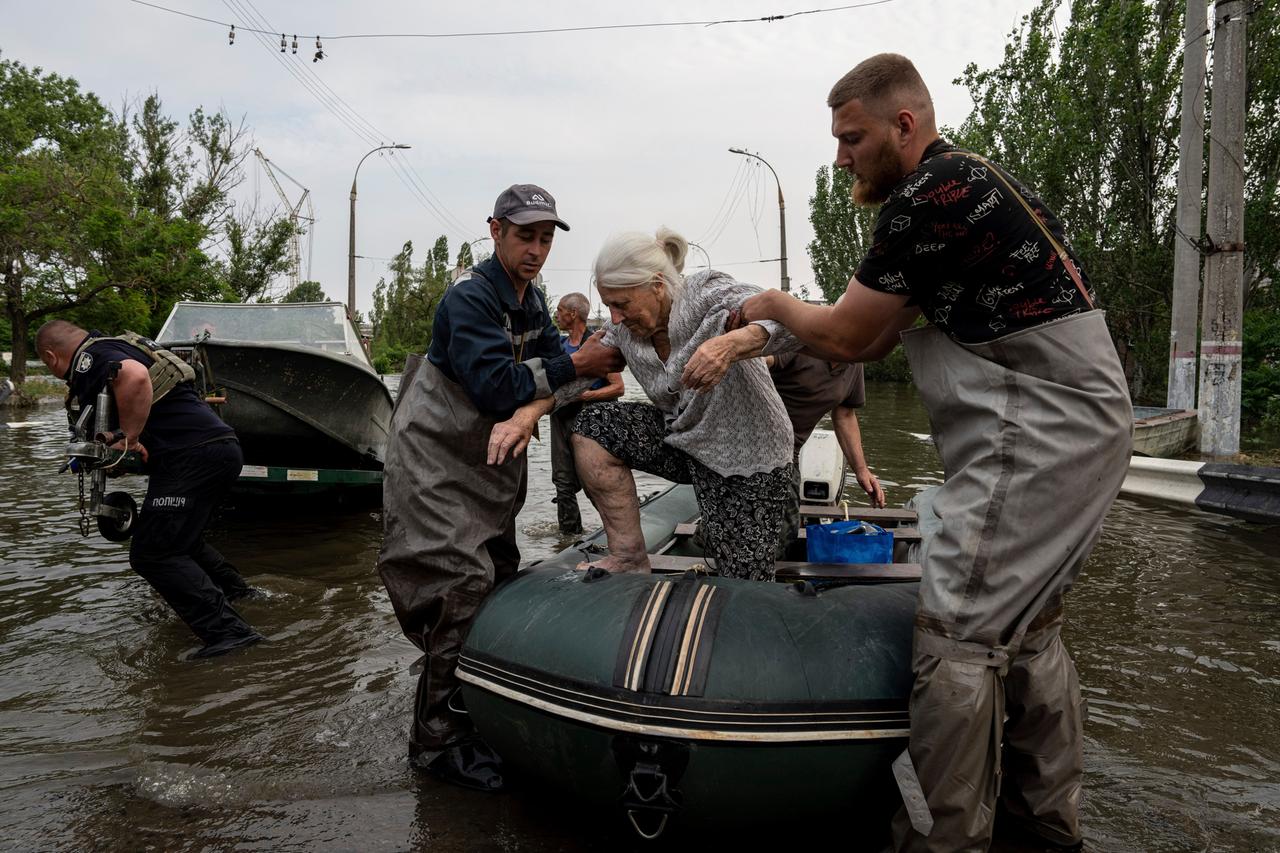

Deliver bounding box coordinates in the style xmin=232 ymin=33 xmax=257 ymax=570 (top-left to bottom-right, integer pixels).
xmin=73 ymin=332 xmax=196 ymax=403
xmin=964 ymin=153 xmax=1095 ymax=310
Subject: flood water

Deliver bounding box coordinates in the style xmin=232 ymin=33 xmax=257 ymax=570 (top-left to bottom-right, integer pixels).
xmin=1 ymin=377 xmax=1276 ymax=852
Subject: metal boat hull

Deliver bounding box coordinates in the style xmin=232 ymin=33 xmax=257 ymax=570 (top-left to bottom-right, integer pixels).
xmin=197 ymin=341 xmax=393 ymax=470
xmin=1133 ymin=407 xmax=1198 ymax=458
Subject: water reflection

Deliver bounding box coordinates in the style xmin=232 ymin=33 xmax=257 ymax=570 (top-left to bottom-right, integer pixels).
xmin=0 ymin=379 xmax=1276 ymax=851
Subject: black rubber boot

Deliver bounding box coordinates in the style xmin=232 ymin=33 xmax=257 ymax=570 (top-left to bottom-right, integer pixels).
xmin=200 ymin=556 xmax=260 ymax=601
xmin=419 ymin=734 xmax=506 ymax=792
xmin=555 ymin=497 xmax=583 ymax=535
xmin=191 ymin=631 xmax=264 ymax=659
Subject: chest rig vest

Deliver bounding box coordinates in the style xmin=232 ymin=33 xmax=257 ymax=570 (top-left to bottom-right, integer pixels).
xmin=69 ymin=331 xmax=196 ymax=403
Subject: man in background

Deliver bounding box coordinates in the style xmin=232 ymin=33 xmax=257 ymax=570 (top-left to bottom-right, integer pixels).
xmin=769 ymin=352 xmax=884 ymax=508
xmin=550 ymin=292 xmax=623 ymax=534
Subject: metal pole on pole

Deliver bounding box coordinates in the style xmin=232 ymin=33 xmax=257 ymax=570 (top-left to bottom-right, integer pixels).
xmin=688 ymin=241 xmax=712 ymax=270
xmin=1197 ymin=0 xmax=1247 ymax=456
xmin=729 ymin=148 xmax=790 ymax=292
xmin=347 ymin=144 xmax=410 ymax=324
xmin=1168 ymin=0 xmax=1209 ymax=410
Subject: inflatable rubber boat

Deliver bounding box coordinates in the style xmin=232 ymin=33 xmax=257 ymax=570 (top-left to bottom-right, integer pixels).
xmin=457 ymin=481 xmax=922 ymax=838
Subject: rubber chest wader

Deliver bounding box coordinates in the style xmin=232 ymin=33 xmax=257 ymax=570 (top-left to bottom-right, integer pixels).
xmin=890 ymin=311 xmax=1132 ymax=852
xmin=378 ymin=359 xmax=527 ymax=760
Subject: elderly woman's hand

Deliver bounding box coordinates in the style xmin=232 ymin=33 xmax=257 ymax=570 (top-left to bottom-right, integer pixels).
xmin=681 ymin=335 xmax=737 ymax=392
xmin=681 ymin=323 xmax=772 ymax=392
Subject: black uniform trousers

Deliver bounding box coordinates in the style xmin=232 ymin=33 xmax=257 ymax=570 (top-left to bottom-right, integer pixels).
xmin=128 ymin=438 xmax=256 ymax=643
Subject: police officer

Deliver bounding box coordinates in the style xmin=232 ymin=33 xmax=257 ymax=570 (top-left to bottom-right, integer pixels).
xmin=734 ymin=54 xmax=1132 ymax=851
xmin=36 ymin=319 xmax=261 ymax=659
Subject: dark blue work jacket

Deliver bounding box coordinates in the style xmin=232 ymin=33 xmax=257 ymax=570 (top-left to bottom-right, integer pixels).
xmin=427 ymin=254 xmax=576 ymax=418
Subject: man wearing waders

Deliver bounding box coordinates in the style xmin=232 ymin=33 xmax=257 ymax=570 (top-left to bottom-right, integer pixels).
xmin=36 ymin=320 xmax=262 ymax=659
xmin=378 ymin=185 xmax=621 ymax=791
xmin=550 ymin=291 xmax=624 ymax=534
xmin=733 ymin=54 xmax=1132 ymax=851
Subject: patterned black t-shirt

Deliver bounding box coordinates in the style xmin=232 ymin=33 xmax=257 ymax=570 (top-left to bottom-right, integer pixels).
xmin=855 ymin=140 xmax=1095 ymax=343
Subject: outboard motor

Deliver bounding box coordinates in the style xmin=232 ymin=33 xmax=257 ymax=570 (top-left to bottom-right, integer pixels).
xmin=60 ymin=362 xmax=144 ymax=541
xmin=797 ymin=428 xmax=846 ymax=504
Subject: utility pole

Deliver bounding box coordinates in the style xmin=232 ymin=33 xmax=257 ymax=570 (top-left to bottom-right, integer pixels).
xmin=1197 ymin=0 xmax=1247 ymax=457
xmin=729 ymin=148 xmax=790 ymax=292
xmin=1168 ymin=0 xmax=1209 ymax=410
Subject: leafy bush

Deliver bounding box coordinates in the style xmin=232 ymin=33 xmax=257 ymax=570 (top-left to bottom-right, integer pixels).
xmin=1243 ymin=308 xmax=1280 ymax=430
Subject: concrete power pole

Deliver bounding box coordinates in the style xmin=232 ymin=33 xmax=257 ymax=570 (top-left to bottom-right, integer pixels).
xmin=1197 ymin=0 xmax=1247 ymax=457
xmin=1168 ymin=0 xmax=1209 ymax=410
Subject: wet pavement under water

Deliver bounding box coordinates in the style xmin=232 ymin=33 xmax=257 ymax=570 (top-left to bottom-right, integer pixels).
xmin=0 ymin=378 xmax=1277 ymax=852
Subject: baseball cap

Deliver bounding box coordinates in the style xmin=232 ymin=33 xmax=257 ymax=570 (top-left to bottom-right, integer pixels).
xmin=488 ymin=184 xmax=570 ymax=231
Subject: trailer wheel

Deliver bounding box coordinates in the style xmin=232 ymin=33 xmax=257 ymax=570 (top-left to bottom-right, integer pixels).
xmin=98 ymin=491 xmax=138 ymax=542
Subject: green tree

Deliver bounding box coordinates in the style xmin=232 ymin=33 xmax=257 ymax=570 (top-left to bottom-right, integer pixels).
xmin=368 ymin=236 xmax=455 ymax=373
xmin=807 ymin=165 xmax=877 ymax=305
xmin=218 ymin=213 xmax=295 ymax=302
xmin=803 ymin=1 xmax=1279 ymax=414
xmin=1 ymin=58 xmax=295 ymax=383
xmin=281 ymin=280 xmax=327 ymax=303
xmin=806 ymin=165 xmax=913 ymax=381
xmin=0 ymin=55 xmax=135 ymax=382
xmin=951 ymin=0 xmax=1185 ymax=400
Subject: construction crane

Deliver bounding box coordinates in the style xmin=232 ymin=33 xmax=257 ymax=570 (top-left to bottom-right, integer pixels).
xmin=253 ymin=148 xmax=315 ymax=295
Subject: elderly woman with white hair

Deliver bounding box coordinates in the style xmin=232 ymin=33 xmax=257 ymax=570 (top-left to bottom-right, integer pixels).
xmin=490 ymin=227 xmax=797 ymax=581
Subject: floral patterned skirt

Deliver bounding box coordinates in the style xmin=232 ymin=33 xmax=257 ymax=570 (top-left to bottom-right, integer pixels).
xmin=572 ymin=401 xmax=794 ymax=581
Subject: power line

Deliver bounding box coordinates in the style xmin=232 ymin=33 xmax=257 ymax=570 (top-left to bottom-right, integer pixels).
xmin=220 ymin=0 xmax=474 ymax=242
xmin=132 ymin=0 xmax=901 ymax=44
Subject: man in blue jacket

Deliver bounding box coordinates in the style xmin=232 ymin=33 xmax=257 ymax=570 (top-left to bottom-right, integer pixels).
xmin=379 ymin=184 xmax=620 ymax=791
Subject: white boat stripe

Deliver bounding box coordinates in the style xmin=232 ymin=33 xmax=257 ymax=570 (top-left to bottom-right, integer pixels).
xmin=458 ymin=670 xmax=909 ymax=743
xmin=670 ymin=585 xmax=710 ymax=695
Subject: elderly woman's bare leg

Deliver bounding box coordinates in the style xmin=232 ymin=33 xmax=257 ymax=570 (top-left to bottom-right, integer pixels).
xmin=572 ymin=433 xmax=651 ymax=573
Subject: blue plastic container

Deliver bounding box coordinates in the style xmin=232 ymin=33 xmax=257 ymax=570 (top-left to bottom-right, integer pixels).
xmin=805 ymin=520 xmax=893 ymax=564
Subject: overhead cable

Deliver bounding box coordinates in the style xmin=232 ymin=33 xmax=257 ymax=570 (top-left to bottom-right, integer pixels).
xmin=132 ymin=0 xmax=901 ymax=45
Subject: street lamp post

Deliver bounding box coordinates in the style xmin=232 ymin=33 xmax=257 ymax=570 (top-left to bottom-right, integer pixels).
xmin=348 ymin=144 xmax=410 ymax=323
xmin=729 ymin=147 xmax=789 ymax=293
xmin=688 ymin=241 xmax=712 ymax=270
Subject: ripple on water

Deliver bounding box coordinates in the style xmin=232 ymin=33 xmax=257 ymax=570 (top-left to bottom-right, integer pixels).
xmin=1 ymin=387 xmax=1278 ymax=850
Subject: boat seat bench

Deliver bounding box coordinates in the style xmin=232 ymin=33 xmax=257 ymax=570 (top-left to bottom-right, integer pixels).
xmin=798 ymin=505 xmax=918 ymax=523
xmin=672 ymin=523 xmax=922 ymax=543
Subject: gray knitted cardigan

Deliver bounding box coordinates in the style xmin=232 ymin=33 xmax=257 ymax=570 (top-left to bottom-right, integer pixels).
xmin=557 ymin=269 xmax=796 ymax=478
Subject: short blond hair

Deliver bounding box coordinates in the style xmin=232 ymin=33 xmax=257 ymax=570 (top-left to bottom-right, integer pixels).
xmin=827 ymin=53 xmax=934 ymax=122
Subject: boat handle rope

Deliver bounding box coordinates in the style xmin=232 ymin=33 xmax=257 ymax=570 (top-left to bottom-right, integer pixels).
xmin=625 ymin=810 xmax=668 ymax=842
xmin=620 ymin=760 xmax=680 ymax=841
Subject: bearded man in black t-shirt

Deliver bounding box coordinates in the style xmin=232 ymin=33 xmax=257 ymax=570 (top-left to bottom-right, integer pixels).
xmin=732 ymin=54 xmax=1132 ymax=852
xmin=36 ymin=319 xmax=262 ymax=659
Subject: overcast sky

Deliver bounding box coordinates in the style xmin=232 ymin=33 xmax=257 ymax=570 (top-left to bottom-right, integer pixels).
xmin=6 ymin=0 xmax=1038 ymax=318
